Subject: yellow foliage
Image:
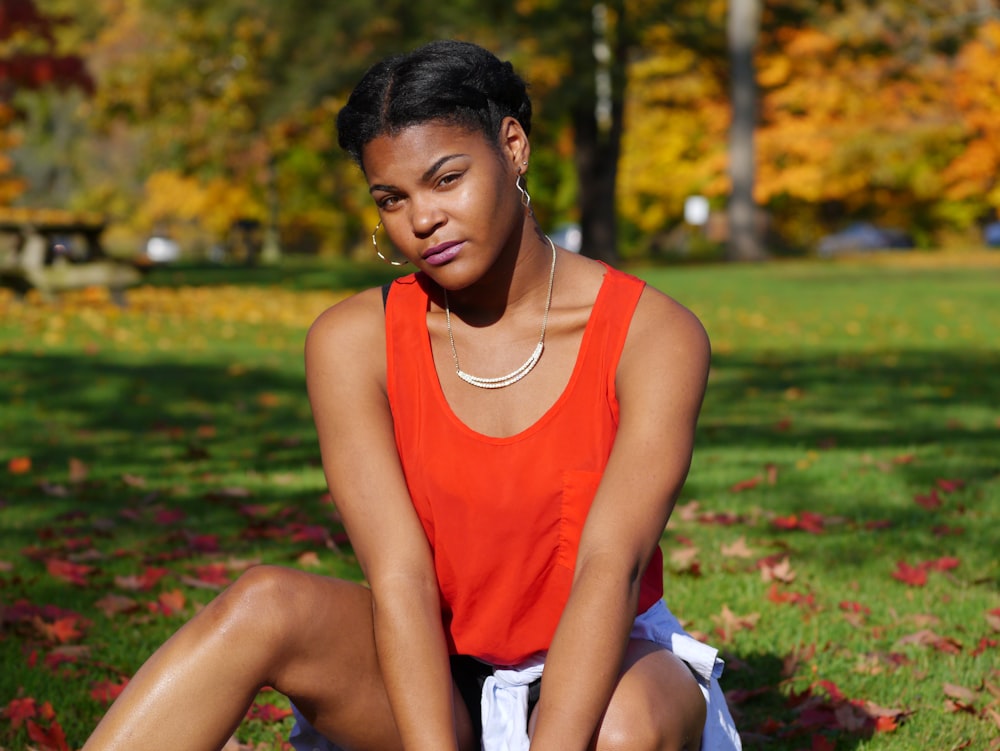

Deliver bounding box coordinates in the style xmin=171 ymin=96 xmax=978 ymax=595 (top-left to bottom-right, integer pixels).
xmin=136 ymin=171 xmax=265 ymax=237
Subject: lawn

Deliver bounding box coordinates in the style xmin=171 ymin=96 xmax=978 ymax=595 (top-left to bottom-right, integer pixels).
xmin=1 ymin=253 xmax=998 ymax=751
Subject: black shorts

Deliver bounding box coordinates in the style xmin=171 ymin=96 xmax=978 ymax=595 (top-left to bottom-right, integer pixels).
xmin=450 ymin=655 xmax=543 ymax=741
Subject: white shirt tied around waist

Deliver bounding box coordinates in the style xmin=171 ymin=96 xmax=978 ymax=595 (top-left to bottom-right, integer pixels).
xmin=288 ymin=600 xmax=740 ymax=751
xmin=479 ymin=599 xmax=727 ymax=751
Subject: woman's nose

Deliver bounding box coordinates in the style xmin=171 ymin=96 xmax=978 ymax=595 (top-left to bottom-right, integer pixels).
xmin=409 ymin=199 xmax=446 ymax=237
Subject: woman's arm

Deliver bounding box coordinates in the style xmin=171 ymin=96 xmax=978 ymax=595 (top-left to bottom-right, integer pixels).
xmin=528 ymin=287 xmax=711 ymax=751
xmin=305 ymin=288 xmax=459 ymax=751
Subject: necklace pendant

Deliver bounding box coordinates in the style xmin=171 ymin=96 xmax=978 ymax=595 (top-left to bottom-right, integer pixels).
xmin=456 ymin=342 xmax=544 ymax=389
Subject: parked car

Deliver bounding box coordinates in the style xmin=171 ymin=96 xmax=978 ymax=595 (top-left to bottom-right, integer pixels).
xmin=984 ymin=221 xmax=1000 ymax=248
xmin=816 ymin=222 xmax=914 ymax=257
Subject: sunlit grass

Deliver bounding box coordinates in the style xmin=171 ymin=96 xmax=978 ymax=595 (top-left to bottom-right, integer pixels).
xmin=1 ymin=254 xmax=998 ymax=750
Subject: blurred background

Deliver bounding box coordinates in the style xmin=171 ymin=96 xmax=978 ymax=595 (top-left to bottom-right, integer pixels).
xmin=2 ymin=0 xmax=999 ymax=269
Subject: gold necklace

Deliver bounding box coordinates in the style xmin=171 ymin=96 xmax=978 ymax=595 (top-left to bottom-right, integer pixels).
xmin=444 ymin=237 xmax=557 ymax=389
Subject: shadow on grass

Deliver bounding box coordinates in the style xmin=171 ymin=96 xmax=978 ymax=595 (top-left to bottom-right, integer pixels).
xmin=138 ymin=259 xmax=407 ymax=291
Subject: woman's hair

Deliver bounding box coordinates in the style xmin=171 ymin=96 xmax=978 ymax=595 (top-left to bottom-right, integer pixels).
xmin=336 ymin=39 xmax=532 ymax=167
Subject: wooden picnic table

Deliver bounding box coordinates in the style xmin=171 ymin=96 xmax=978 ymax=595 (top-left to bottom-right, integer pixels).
xmin=0 ymin=208 xmax=141 ymax=299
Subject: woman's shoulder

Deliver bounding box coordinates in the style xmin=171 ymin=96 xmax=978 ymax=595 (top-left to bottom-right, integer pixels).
xmin=625 ymin=278 xmax=711 ymax=372
xmin=305 ymin=285 xmax=388 ymax=367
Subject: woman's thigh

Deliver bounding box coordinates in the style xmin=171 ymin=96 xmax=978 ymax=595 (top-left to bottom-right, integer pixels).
xmin=246 ymin=566 xmax=476 ymax=751
xmin=590 ymin=638 xmax=707 ymax=751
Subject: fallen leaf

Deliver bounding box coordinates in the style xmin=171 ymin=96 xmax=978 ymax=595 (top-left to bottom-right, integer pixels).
xmin=8 ymin=456 xmax=32 ymax=474
xmin=891 ymin=561 xmax=927 ymax=587
xmin=90 ymin=678 xmax=129 ymax=704
xmin=914 ymin=489 xmax=942 ymax=509
xmin=942 ymin=682 xmax=978 ymax=704
xmin=729 ymin=475 xmax=761 ymax=492
xmin=760 ymin=557 xmax=796 ymax=583
xmin=712 ymin=605 xmax=760 ymax=642
xmin=3 ymin=696 xmax=37 ymax=729
xmin=721 ymin=536 xmax=754 ymax=558
xmin=94 ymin=594 xmax=139 ymax=618
xmin=66 ymin=458 xmax=89 ymax=485
xmin=45 ymin=559 xmax=95 ymax=587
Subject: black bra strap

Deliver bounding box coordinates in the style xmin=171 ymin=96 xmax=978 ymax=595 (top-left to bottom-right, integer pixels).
xmin=381 ymin=281 xmax=392 ymax=309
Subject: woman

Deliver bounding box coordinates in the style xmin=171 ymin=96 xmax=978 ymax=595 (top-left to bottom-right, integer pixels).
xmin=83 ymin=40 xmax=740 ymax=751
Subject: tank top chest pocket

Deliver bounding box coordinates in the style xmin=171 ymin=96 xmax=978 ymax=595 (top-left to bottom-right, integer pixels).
xmin=557 ymin=470 xmax=602 ymax=571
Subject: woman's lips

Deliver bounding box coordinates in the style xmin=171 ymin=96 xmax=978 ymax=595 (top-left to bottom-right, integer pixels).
xmin=422 ymin=241 xmax=463 ymax=266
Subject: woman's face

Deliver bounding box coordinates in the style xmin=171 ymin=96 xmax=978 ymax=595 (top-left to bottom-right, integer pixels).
xmin=362 ymin=119 xmax=527 ymax=289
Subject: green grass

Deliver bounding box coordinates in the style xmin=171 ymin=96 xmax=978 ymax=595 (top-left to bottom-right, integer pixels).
xmin=1 ymin=255 xmax=998 ymax=750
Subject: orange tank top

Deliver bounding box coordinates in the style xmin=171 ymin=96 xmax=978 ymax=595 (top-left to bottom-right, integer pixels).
xmin=385 ymin=265 xmax=663 ymax=666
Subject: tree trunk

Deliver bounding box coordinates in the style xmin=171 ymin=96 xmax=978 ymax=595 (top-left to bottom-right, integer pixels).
xmin=574 ymin=0 xmax=627 ymax=266
xmin=726 ymin=0 xmax=766 ymax=261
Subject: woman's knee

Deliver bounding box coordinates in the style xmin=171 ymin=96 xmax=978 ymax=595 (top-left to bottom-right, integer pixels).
xmin=205 ymin=565 xmax=309 ymax=645
xmin=593 ymin=648 xmax=707 ymax=751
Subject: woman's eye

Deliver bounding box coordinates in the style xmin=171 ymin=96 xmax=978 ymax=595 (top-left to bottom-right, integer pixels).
xmin=438 ymin=172 xmax=462 ymax=187
xmin=377 ymin=195 xmax=399 ymax=209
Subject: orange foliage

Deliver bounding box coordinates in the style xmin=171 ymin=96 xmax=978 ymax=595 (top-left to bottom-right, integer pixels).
xmin=942 ymin=20 xmax=1000 ymax=208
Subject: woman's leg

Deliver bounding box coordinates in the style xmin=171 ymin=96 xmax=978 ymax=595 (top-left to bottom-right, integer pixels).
xmin=527 ymin=638 xmax=706 ymax=751
xmin=590 ymin=639 xmax=707 ymax=751
xmin=83 ymin=565 xmax=475 ymax=751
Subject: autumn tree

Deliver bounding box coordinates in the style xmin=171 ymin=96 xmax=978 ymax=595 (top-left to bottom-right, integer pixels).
xmin=0 ymin=0 xmax=91 ymax=204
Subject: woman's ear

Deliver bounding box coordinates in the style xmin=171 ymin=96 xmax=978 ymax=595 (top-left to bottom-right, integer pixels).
xmin=499 ymin=117 xmax=530 ymax=172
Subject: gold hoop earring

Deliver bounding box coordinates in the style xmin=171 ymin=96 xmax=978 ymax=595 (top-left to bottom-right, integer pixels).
xmin=516 ymin=174 xmax=533 ymax=215
xmin=372 ymin=221 xmax=408 ymax=267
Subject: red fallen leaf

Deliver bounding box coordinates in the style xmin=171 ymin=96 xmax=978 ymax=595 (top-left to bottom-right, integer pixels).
xmin=245 ymin=702 xmax=293 ymax=722
xmin=187 ymin=534 xmax=221 ymax=553
xmin=154 ymin=589 xmax=186 ymax=616
xmin=154 ymin=508 xmax=186 ymax=524
xmin=926 ymin=556 xmax=960 ymax=572
xmin=873 ymin=714 xmax=899 ymax=733
xmin=33 ymin=615 xmax=86 ymax=644
xmin=772 ymin=512 xmax=825 ymax=533
xmin=729 ymin=475 xmax=761 ymax=492
xmin=936 ymin=478 xmax=965 ymax=493
xmin=864 ymin=519 xmax=893 ymax=530
xmin=239 ymin=504 xmax=273 ymax=519
xmin=3 ymin=696 xmax=37 ymax=729
xmin=914 ymin=489 xmax=942 ymax=509
xmin=116 ymin=566 xmax=170 ymax=592
xmin=932 ymin=524 xmax=965 ymax=537
xmin=972 ymin=637 xmax=998 ymax=656
xmin=90 ymin=678 xmax=129 ymax=704
xmin=45 ymin=558 xmax=94 ymax=586
xmin=181 ymin=563 xmax=232 ymax=590
xmin=839 ymin=601 xmax=872 ymax=616
xmin=894 ymin=629 xmax=963 ymax=654
xmin=27 ymin=716 xmax=70 ymax=751
xmin=8 ymin=456 xmax=32 ymax=474
xmin=44 ymin=645 xmax=90 ymax=670
xmin=766 ymin=584 xmax=814 ymax=608
xmin=810 ymin=735 xmax=836 ymax=751
xmin=891 ymin=561 xmax=927 ymax=587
